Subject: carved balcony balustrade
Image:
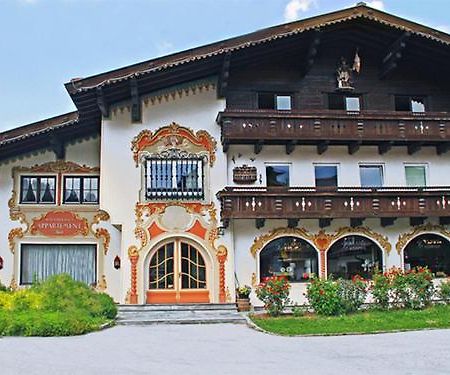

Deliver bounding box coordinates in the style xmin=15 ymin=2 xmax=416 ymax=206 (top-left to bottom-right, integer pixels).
xmin=217 ymin=110 xmax=450 ymax=155
xmin=217 ymin=186 xmax=450 ymax=228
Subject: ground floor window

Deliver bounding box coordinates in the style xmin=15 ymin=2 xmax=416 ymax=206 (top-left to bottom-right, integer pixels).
xmin=327 ymin=236 xmax=383 ymax=279
xmin=260 ymin=236 xmax=318 ymax=282
xmin=20 ymin=244 xmax=96 ymax=285
xmin=404 ymin=234 xmax=450 ymax=276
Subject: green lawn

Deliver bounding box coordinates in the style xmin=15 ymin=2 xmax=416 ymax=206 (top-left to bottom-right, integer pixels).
xmin=250 ymin=304 xmax=450 ymax=336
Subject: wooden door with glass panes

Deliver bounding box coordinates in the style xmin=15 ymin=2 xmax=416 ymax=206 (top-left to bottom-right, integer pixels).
xmin=146 ymin=240 xmax=209 ymax=303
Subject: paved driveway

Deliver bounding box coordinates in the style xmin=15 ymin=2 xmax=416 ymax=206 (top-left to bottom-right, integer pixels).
xmin=1 ymin=324 xmax=449 ymax=375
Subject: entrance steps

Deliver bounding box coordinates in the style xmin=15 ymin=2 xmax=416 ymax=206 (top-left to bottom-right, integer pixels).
xmin=117 ymin=303 xmax=247 ymax=325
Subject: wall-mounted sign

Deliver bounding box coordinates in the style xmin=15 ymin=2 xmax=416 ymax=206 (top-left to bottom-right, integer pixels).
xmin=31 ymin=211 xmax=89 ymax=237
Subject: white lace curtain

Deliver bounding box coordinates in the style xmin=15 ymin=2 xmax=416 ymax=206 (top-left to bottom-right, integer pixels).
xmin=21 ymin=244 xmax=96 ymax=285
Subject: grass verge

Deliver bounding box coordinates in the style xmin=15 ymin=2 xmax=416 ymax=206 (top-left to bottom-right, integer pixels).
xmin=250 ymin=304 xmax=450 ymax=336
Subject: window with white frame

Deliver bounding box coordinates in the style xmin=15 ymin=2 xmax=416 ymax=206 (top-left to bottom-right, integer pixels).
xmin=359 ymin=165 xmax=383 ymax=187
xmin=145 ymin=156 xmax=205 ymax=200
xmin=314 ymin=165 xmax=338 ymax=187
xmin=265 ymin=164 xmax=290 ymax=187
xmin=405 ymin=165 xmax=427 ymax=187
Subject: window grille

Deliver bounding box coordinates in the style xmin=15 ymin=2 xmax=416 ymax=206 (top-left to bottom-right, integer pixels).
xmin=145 ymin=156 xmax=205 ymax=200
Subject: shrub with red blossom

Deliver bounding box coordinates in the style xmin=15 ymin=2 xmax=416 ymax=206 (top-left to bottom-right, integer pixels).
xmin=255 ymin=277 xmax=291 ymax=316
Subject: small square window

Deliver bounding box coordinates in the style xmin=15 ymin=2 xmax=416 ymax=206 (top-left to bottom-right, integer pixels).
xmin=328 ymin=94 xmax=360 ymax=111
xmin=411 ymin=97 xmax=425 ymax=113
xmin=315 ymin=165 xmax=338 ymax=187
xmin=345 ymin=97 xmax=360 ymax=111
xmin=360 ymin=165 xmax=383 ymax=187
xmin=395 ymin=95 xmax=426 ymax=112
xmin=258 ymin=93 xmax=275 ymax=109
xmin=266 ymin=165 xmax=290 ymax=187
xmin=276 ymin=95 xmax=292 ymax=110
xmin=405 ymin=165 xmax=426 ymax=187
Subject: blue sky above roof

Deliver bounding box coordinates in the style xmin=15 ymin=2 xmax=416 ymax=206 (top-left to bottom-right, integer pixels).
xmin=0 ymin=0 xmax=449 ymax=132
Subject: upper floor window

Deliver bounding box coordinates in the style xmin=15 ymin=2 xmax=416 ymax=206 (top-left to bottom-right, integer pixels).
xmin=395 ymin=95 xmax=426 ymax=113
xmin=405 ymin=165 xmax=427 ymax=187
xmin=20 ymin=176 xmax=56 ymax=204
xmin=315 ymin=165 xmax=338 ymax=187
xmin=145 ymin=157 xmax=204 ymax=200
xmin=359 ymin=165 xmax=383 ymax=187
xmin=266 ymin=164 xmax=290 ymax=187
xmin=258 ymin=93 xmax=292 ymax=110
xmin=63 ymin=176 xmax=99 ymax=204
xmin=328 ymin=94 xmax=361 ymax=111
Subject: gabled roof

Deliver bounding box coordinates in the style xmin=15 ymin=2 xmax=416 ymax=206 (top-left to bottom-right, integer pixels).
xmin=0 ymin=112 xmax=79 ymax=147
xmin=2 ymin=2 xmax=450 ymax=161
xmin=65 ymin=3 xmax=450 ymax=94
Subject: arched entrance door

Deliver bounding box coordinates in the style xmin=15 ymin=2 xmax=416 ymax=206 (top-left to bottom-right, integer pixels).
xmin=146 ymin=239 xmax=210 ymax=304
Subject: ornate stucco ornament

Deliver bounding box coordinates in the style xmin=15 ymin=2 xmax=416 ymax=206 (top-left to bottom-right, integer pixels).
xmin=131 ymin=122 xmax=217 ymax=166
xmin=396 ymin=223 xmax=450 ymax=255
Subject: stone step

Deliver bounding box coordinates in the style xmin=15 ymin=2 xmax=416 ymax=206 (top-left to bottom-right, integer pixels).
xmin=116 ymin=303 xmax=247 ymax=325
xmin=118 ymin=303 xmax=237 ymax=312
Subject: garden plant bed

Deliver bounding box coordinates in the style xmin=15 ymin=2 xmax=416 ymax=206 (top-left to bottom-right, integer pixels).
xmin=250 ymin=304 xmax=450 ymax=336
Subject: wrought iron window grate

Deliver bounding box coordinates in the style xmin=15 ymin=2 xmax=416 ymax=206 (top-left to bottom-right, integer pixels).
xmin=145 ymin=156 xmax=205 ymax=200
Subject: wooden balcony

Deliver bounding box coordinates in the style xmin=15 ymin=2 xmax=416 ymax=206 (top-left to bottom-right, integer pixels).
xmin=217 ymin=110 xmax=450 ymax=155
xmin=217 ymin=186 xmax=450 ymax=228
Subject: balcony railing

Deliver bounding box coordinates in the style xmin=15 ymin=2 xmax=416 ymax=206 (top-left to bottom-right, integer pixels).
xmin=217 ymin=110 xmax=450 ymax=154
xmin=217 ymin=186 xmax=450 ymax=225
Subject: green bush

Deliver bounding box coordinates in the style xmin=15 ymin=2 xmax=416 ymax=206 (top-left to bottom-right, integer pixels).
xmin=438 ymin=280 xmax=450 ymax=302
xmin=306 ymin=277 xmax=343 ymax=316
xmin=371 ymin=267 xmax=434 ymax=310
xmin=0 ymin=274 xmax=117 ymax=336
xmin=306 ymin=276 xmax=368 ymax=316
xmin=256 ymin=277 xmax=291 ymax=317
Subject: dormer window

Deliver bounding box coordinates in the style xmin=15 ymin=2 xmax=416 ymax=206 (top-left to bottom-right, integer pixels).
xmin=20 ymin=176 xmax=56 ymax=204
xmin=395 ymin=95 xmax=426 ymax=113
xmin=328 ymin=93 xmax=361 ymax=111
xmin=258 ymin=93 xmax=292 ymax=110
xmin=145 ymin=155 xmax=205 ymax=200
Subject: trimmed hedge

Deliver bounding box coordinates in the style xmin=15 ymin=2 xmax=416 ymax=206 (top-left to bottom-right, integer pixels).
xmin=0 ymin=274 xmax=117 ymax=336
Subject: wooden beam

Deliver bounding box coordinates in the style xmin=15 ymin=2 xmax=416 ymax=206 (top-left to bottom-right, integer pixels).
xmin=254 ymin=141 xmax=263 ymax=154
xmin=317 ymin=141 xmax=329 ymax=155
xmin=286 ymin=141 xmax=296 ymax=155
xmin=348 ymin=141 xmax=361 ymax=155
xmin=303 ymin=29 xmax=321 ymax=75
xmin=440 ymin=217 xmax=450 ymax=226
xmin=217 ymin=52 xmax=231 ymax=98
xmin=381 ymin=217 xmax=396 ymax=227
xmin=287 ymin=218 xmax=299 ymax=228
xmin=49 ymin=134 xmax=66 ymax=160
xmin=437 ymin=143 xmax=450 ymax=155
xmin=319 ymin=218 xmax=331 ymax=228
xmin=350 ymin=218 xmax=364 ymax=228
xmin=222 ymin=142 xmax=229 ymax=153
xmin=256 ymin=218 xmax=265 ymax=229
xmin=378 ymin=141 xmax=392 ymax=155
xmin=130 ymin=78 xmax=141 ymax=123
xmin=407 ymin=142 xmax=422 ymax=155
xmin=96 ymin=87 xmax=109 ymax=118
xmin=410 ymin=217 xmax=425 ymax=226
xmin=380 ymin=32 xmax=411 ymax=79
xmin=222 ymin=219 xmax=230 ymax=229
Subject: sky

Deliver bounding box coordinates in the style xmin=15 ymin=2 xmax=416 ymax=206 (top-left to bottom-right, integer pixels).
xmin=0 ymin=0 xmax=449 ymax=132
